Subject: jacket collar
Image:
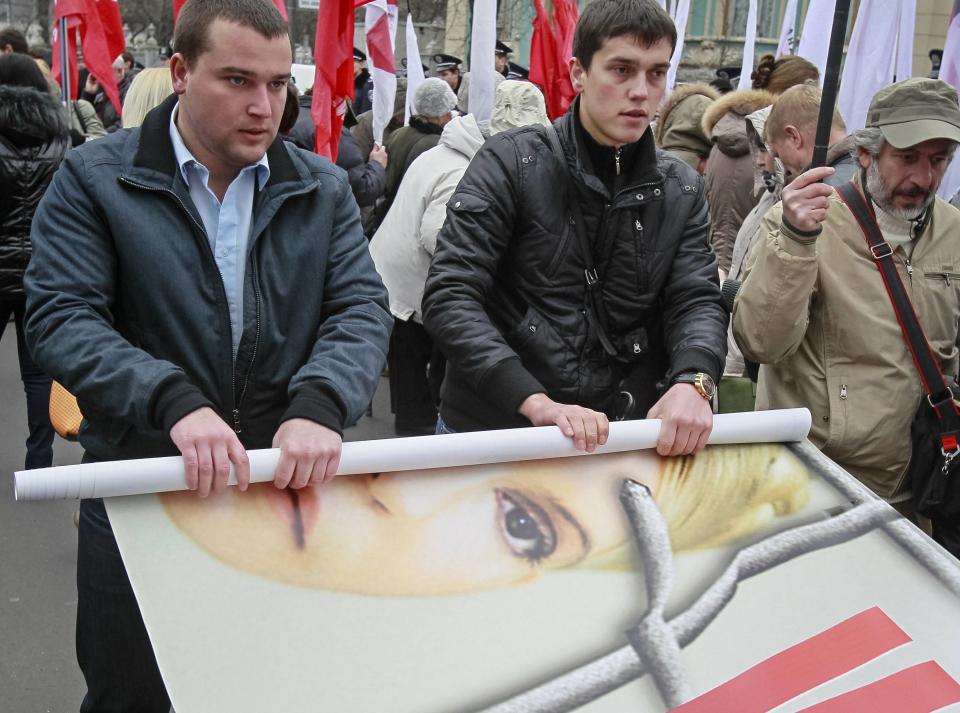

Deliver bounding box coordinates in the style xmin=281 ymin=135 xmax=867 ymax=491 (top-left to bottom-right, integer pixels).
xmin=127 ymin=94 xmax=301 ymax=190
xmin=555 ymin=97 xmax=662 ymax=197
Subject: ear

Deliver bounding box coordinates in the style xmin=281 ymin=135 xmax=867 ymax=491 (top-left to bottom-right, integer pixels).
xmin=570 ymin=56 xmax=585 ymax=94
xmin=169 ymin=54 xmax=189 ymax=96
xmin=785 ymin=125 xmax=803 ymax=148
xmin=857 ymin=146 xmax=872 ymax=170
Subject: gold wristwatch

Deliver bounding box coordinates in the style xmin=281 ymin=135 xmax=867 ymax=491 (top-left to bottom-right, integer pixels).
xmin=673 ymin=372 xmax=716 ymax=400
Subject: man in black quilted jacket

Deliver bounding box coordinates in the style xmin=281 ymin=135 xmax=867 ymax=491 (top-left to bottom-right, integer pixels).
xmin=423 ymin=0 xmax=727 ymax=455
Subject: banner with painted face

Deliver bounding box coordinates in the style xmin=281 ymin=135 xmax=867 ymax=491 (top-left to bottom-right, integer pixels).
xmin=107 ymin=441 xmax=960 ymax=712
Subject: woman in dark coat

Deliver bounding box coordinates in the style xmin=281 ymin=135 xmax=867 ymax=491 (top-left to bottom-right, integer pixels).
xmin=0 ymin=53 xmax=69 ymax=468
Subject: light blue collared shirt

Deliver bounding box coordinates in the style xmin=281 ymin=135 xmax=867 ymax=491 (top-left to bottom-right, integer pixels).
xmin=169 ymin=104 xmax=270 ymax=358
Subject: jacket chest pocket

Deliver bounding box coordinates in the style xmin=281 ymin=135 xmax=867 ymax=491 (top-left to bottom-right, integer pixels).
xmin=920 ymin=269 xmax=960 ymax=363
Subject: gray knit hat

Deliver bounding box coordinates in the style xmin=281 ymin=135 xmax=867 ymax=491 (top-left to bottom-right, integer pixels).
xmin=414 ymin=77 xmax=458 ymax=118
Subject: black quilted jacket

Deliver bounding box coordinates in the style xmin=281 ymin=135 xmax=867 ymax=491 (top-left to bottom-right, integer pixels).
xmin=422 ymin=101 xmax=728 ymax=431
xmin=0 ymin=85 xmax=68 ymax=299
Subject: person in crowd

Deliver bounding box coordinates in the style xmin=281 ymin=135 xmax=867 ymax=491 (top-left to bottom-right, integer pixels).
xmin=23 ymin=0 xmax=392 ymax=709
xmin=156 ymin=44 xmax=174 ymax=67
xmin=653 ymin=82 xmax=719 ymax=174
xmin=351 ymin=77 xmax=406 ymax=160
xmin=709 ymin=65 xmax=740 ymax=94
xmin=0 ymin=26 xmax=28 ymax=54
xmin=371 ymin=81 xmax=550 ymax=437
xmin=455 ymin=69 xmax=505 ymax=115
xmin=121 ymin=50 xmax=141 ymax=78
xmin=30 ymin=56 xmax=106 ymax=143
xmin=285 ymin=85 xmax=389 ymax=209
xmin=721 ymin=105 xmax=781 ymax=385
xmin=732 ymin=78 xmax=960 ymax=554
xmin=506 ymin=62 xmax=530 ymax=81
xmin=495 ymin=40 xmax=513 ymax=77
xmin=81 ymin=55 xmax=133 ymax=132
xmin=383 ymin=77 xmax=457 ymax=210
xmin=121 ymin=66 xmax=175 ymax=128
xmin=434 ymin=52 xmax=463 ymax=93
xmin=764 ymin=83 xmax=856 ymax=185
xmin=929 ymin=48 xmax=943 ymax=80
xmin=0 ymin=54 xmax=69 ymax=471
xmin=353 ymin=47 xmax=373 ymax=114
xmin=702 ymin=54 xmax=818 ymax=278
xmin=423 ymin=0 xmax=727 ymax=455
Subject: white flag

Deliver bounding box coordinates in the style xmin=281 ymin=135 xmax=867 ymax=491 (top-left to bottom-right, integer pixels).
xmin=837 ymin=0 xmax=899 ymax=132
xmin=666 ymin=0 xmax=691 ymax=91
xmin=364 ymin=0 xmax=399 ymax=145
xmin=467 ymin=0 xmax=497 ymax=129
xmin=937 ymin=8 xmax=960 ymax=199
xmin=404 ymin=14 xmax=425 ymax=126
xmin=896 ymin=0 xmax=916 ymax=81
xmin=776 ymin=0 xmax=799 ymax=58
xmin=797 ymin=0 xmax=837 ymax=84
xmin=738 ymin=0 xmax=759 ymax=91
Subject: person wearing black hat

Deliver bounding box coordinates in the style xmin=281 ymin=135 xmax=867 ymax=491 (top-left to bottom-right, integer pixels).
xmin=495 ymin=40 xmax=512 ymax=77
xmin=354 ymin=47 xmax=373 ymax=114
xmin=505 ymin=61 xmax=529 ymax=81
xmin=929 ymin=48 xmax=943 ymax=79
xmin=433 ymin=53 xmax=462 ymax=93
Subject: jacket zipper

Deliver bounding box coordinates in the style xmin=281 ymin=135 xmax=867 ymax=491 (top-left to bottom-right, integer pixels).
xmin=118 ymin=176 xmax=249 ymax=431
xmin=614 ymin=147 xmax=621 ymax=176
xmin=233 ymin=254 xmax=263 ymax=433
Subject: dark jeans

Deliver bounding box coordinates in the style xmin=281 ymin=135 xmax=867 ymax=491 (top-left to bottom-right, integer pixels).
xmin=77 ymin=498 xmax=170 ymax=713
xmin=0 ymin=299 xmax=54 ymax=469
xmin=388 ymin=319 xmax=444 ymax=434
xmin=933 ymin=517 xmax=960 ymax=560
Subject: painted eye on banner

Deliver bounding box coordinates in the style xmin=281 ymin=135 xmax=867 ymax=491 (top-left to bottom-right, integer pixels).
xmin=495 ymin=489 xmax=557 ymax=563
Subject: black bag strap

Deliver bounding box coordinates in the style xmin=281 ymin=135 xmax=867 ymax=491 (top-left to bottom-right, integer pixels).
xmin=543 ymin=123 xmax=618 ymax=358
xmin=836 ymin=181 xmax=960 ymax=452
xmin=71 ymin=101 xmax=88 ymax=133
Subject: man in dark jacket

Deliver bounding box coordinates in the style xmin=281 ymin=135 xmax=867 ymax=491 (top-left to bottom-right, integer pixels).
xmin=353 ymin=47 xmax=373 ymax=114
xmin=423 ymin=0 xmax=727 ymax=455
xmin=24 ymin=1 xmax=392 ymax=710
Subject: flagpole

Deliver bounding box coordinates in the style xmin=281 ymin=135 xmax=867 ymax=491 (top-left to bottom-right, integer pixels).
xmin=810 ymin=0 xmax=851 ymax=168
xmin=58 ymin=14 xmax=70 ymax=108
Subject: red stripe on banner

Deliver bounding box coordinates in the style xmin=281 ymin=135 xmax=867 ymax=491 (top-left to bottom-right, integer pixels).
xmin=367 ymin=14 xmax=395 ymax=73
xmin=798 ymin=661 xmax=960 ymax=713
xmin=673 ymin=608 xmax=911 ymax=713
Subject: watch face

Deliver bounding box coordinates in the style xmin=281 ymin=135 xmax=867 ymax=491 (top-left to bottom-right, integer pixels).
xmin=697 ymin=373 xmax=716 ymax=398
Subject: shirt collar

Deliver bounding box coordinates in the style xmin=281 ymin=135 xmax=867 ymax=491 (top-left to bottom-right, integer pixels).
xmin=169 ymin=102 xmax=270 ymax=191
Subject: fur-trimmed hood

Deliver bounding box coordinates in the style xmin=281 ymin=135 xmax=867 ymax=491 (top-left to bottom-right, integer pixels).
xmin=655 ymin=83 xmax=720 ymax=145
xmin=0 ymin=84 xmax=69 ymax=145
xmin=702 ymin=88 xmax=776 ymax=158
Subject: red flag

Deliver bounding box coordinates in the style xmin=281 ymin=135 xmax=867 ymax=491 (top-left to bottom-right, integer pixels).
xmin=95 ymin=0 xmax=125 ymax=60
xmin=552 ymin=0 xmax=578 ymax=64
xmin=52 ymin=0 xmax=123 ymax=113
xmin=529 ymin=0 xmax=574 ymax=120
xmin=174 ymin=0 xmax=288 ymax=23
xmin=312 ymin=0 xmax=357 ymax=160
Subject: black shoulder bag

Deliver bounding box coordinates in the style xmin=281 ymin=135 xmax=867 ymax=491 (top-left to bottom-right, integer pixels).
xmin=542 ymin=124 xmax=650 ymax=420
xmin=836 ymin=182 xmax=960 ymax=519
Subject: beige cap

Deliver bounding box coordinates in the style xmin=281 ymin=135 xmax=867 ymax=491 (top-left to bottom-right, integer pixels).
xmin=866 ymin=78 xmax=960 ymax=149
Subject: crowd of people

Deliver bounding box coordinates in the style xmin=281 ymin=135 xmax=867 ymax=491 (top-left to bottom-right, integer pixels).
xmin=2 ymin=0 xmax=960 ymax=708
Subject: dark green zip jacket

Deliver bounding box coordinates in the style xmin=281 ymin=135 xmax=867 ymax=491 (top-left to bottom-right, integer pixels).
xmin=25 ymin=95 xmax=392 ymax=461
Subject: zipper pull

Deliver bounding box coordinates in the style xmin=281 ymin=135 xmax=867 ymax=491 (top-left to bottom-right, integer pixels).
xmin=615 ymin=147 xmax=621 ymax=176
xmin=635 ymin=219 xmax=643 ymax=232
xmin=232 ymin=408 xmax=242 ymax=434
xmin=906 ymin=259 xmax=913 ymax=277
xmin=839 ymin=384 xmax=848 ymax=400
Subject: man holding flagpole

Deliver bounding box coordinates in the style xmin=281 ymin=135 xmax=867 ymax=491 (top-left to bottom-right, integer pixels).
xmin=423 ymin=0 xmax=727 ymax=456
xmin=24 ymin=0 xmax=391 ymax=708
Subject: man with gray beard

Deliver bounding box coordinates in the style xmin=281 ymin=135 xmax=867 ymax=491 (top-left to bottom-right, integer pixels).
xmin=732 ymin=78 xmax=960 ymax=552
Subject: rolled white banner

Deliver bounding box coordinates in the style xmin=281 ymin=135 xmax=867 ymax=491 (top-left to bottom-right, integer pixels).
xmin=13 ymin=409 xmax=811 ymax=501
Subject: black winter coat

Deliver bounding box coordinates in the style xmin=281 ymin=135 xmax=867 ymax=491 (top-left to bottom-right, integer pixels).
xmin=0 ymin=85 xmax=69 ymax=300
xmin=422 ymin=102 xmax=728 ymax=431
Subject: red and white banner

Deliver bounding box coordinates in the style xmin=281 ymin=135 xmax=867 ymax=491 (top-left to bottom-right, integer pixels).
xmin=837 ymin=0 xmax=900 ymax=132
xmin=311 ymin=0 xmax=357 ymax=160
xmin=737 ymin=0 xmax=759 ymax=91
xmin=365 ymin=0 xmax=398 ymax=145
xmin=552 ymin=0 xmax=578 ymax=65
xmin=468 ymin=0 xmax=497 ymax=128
xmin=529 ymin=0 xmax=573 ymax=119
xmin=796 ymin=0 xmax=836 ymax=84
xmin=895 ymin=0 xmax=916 ymax=82
xmin=666 ymin=0 xmax=691 ymax=91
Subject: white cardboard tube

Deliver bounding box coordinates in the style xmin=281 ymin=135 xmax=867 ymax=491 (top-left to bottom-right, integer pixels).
xmin=13 ymin=409 xmax=811 ymax=501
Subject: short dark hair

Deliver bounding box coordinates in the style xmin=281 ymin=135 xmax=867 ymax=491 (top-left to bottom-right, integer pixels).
xmin=0 ymin=53 xmax=48 ymax=92
xmin=173 ymin=0 xmax=289 ymax=68
xmin=572 ymin=0 xmax=676 ymax=71
xmin=0 ymin=27 xmax=29 ymax=54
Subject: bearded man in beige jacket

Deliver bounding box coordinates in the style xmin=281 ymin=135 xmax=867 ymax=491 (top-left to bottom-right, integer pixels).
xmin=733 ymin=78 xmax=960 ymax=556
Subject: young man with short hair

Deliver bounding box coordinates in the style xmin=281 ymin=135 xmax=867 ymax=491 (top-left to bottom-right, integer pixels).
xmin=24 ymin=0 xmax=392 ymax=708
xmin=423 ymin=0 xmax=727 ymax=455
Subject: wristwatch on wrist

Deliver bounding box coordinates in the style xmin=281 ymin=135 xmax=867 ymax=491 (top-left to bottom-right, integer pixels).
xmin=673 ymin=372 xmax=716 ymax=400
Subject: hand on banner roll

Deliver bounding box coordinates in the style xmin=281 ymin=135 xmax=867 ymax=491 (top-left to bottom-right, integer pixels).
xmin=271 ymin=419 xmax=342 ymax=489
xmin=170 ymin=407 xmax=251 ymax=497
xmin=646 ymin=384 xmax=713 ymax=457
xmin=518 ymin=393 xmax=609 ymax=452
xmin=782 ymin=166 xmax=836 ymax=233
xmin=369 ymin=143 xmax=388 ymax=168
